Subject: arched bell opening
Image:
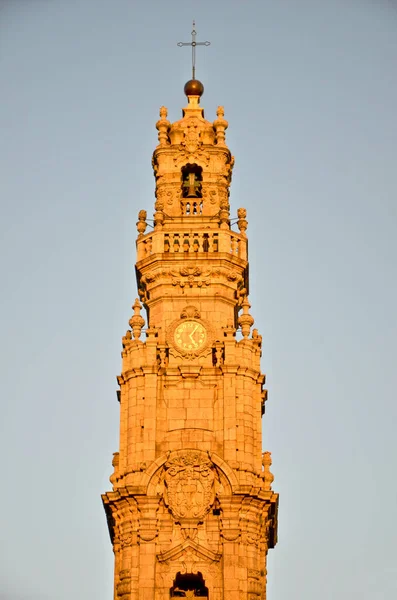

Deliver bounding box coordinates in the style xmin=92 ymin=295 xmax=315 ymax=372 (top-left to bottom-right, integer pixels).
xmin=170 ymin=572 xmax=208 ymax=598
xmin=181 ymin=164 xmax=203 ymax=199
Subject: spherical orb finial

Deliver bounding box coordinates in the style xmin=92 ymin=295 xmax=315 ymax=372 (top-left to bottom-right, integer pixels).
xmin=184 ymin=79 xmax=204 ymax=97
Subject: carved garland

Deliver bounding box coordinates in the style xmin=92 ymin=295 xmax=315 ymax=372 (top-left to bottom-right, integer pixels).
xmin=141 ymin=267 xmax=244 ymax=289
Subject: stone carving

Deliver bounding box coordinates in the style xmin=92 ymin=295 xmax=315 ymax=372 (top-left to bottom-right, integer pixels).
xmin=213 ymin=344 xmax=224 ymax=367
xmin=138 ymin=285 xmax=148 ymax=304
xmin=236 ymin=285 xmax=247 ymax=306
xmin=247 ymin=569 xmax=261 ymax=597
xmin=121 ymin=329 xmax=132 ymax=353
xmin=168 ymin=267 xmax=218 ymax=288
xmin=129 ymin=299 xmax=145 ymax=340
xmin=172 ymin=146 xmax=211 ymax=170
xmin=140 ymin=529 xmax=158 ymax=542
xmin=245 ymin=531 xmax=261 ymax=545
xmin=180 ymin=266 xmax=202 ymax=277
xmin=182 ymin=119 xmax=202 ymax=153
xmin=173 ymin=147 xmax=189 ymax=167
xmin=262 ymin=451 xmax=274 ymax=491
xmin=157 ymin=346 xmax=169 ymax=368
xmin=141 ymin=267 xmax=242 ymax=290
xmin=252 ymin=328 xmax=262 ymax=343
xmin=163 ymin=451 xmax=215 ymax=520
xmin=180 ymin=305 xmax=201 ymax=319
xmin=154 ymin=209 xmax=165 ymax=230
xmin=238 ymin=297 xmax=254 ymax=338
xmin=194 ymin=150 xmax=211 ymax=167
xmin=117 ymin=570 xmax=131 ymax=598
xmin=261 ymin=388 xmax=268 ymax=417
xmin=213 ymin=106 xmax=228 ymax=147
xmin=218 ymin=188 xmax=230 ymax=211
xmin=110 ymin=452 xmax=119 ymax=485
xmin=136 ymin=209 xmax=147 ymax=238
xmin=151 ymin=154 xmax=159 ymax=176
xmin=156 ymin=186 xmax=175 ymax=208
xmin=201 ymin=187 xmax=218 ymax=205
xmin=119 ymin=516 xmax=138 ymax=548
xmin=237 ymin=207 xmax=248 ymax=236
xmin=226 ymin=270 xmax=238 ymax=281
xmin=120 ymin=533 xmax=133 ymax=548
xmin=247 ymin=569 xmax=261 ymax=580
xmin=221 ymin=529 xmax=240 ymax=542
xmin=156 ymin=106 xmax=170 ymax=147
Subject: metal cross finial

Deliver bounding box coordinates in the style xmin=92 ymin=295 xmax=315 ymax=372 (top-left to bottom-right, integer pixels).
xmin=177 ymin=21 xmax=210 ymax=80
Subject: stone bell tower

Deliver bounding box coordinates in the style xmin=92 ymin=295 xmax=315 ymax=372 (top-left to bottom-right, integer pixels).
xmin=102 ymin=78 xmax=279 ymax=600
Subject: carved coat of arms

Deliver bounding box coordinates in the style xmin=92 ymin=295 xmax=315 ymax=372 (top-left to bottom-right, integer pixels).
xmin=163 ymin=452 xmax=215 ymax=521
xmin=182 ymin=120 xmax=201 ymax=154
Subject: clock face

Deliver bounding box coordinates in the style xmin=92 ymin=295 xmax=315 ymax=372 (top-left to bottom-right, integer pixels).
xmin=174 ymin=320 xmax=207 ymax=352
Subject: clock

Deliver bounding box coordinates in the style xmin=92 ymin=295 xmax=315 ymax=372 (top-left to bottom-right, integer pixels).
xmin=174 ymin=320 xmax=207 ymax=352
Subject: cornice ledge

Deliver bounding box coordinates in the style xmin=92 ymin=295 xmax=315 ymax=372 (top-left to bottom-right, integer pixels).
xmin=233 ymin=487 xmax=278 ymax=503
xmin=141 ymin=365 xmax=159 ymax=375
xmin=220 ymin=365 xmax=239 ymax=375
xmin=126 ymin=485 xmax=147 ymax=496
xmin=105 ymin=485 xmax=148 ymax=498
xmin=101 ymin=491 xmax=120 ymax=504
xmin=178 ymin=365 xmax=202 ymax=378
xmin=236 ymin=366 xmax=262 ymax=380
xmin=121 ymin=368 xmax=145 ymax=382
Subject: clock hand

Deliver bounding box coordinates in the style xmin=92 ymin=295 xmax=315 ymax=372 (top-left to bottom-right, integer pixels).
xmin=188 ymin=324 xmax=198 ymax=343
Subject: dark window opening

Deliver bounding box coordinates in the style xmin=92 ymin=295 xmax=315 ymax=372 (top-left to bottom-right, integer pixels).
xmin=182 ymin=164 xmax=203 ymax=199
xmin=170 ymin=572 xmax=208 ymax=598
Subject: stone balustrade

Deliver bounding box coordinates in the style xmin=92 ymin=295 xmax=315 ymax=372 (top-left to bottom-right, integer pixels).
xmin=180 ymin=199 xmax=203 ymax=215
xmin=137 ymin=229 xmax=247 ymax=261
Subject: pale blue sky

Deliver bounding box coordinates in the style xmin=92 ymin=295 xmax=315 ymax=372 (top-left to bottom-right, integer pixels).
xmin=0 ymin=1 xmax=396 ymax=599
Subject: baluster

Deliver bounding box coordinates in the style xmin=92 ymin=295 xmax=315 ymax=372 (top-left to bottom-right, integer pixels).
xmin=137 ymin=241 xmax=143 ymax=261
xmin=173 ymin=234 xmax=179 ymax=253
xmin=212 ymin=234 xmax=219 ymax=253
xmin=183 ymin=234 xmax=189 ymax=252
xmin=146 ymin=237 xmax=152 ymax=255
xmin=240 ymin=238 xmax=247 ymax=261
xmin=189 ymin=232 xmax=194 ymax=252
xmin=231 ymin=236 xmax=237 ymax=255
xmin=164 ymin=234 xmax=170 ymax=253
xmin=197 ymin=233 xmax=204 ymax=253
xmin=193 ymin=234 xmax=199 ymax=253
